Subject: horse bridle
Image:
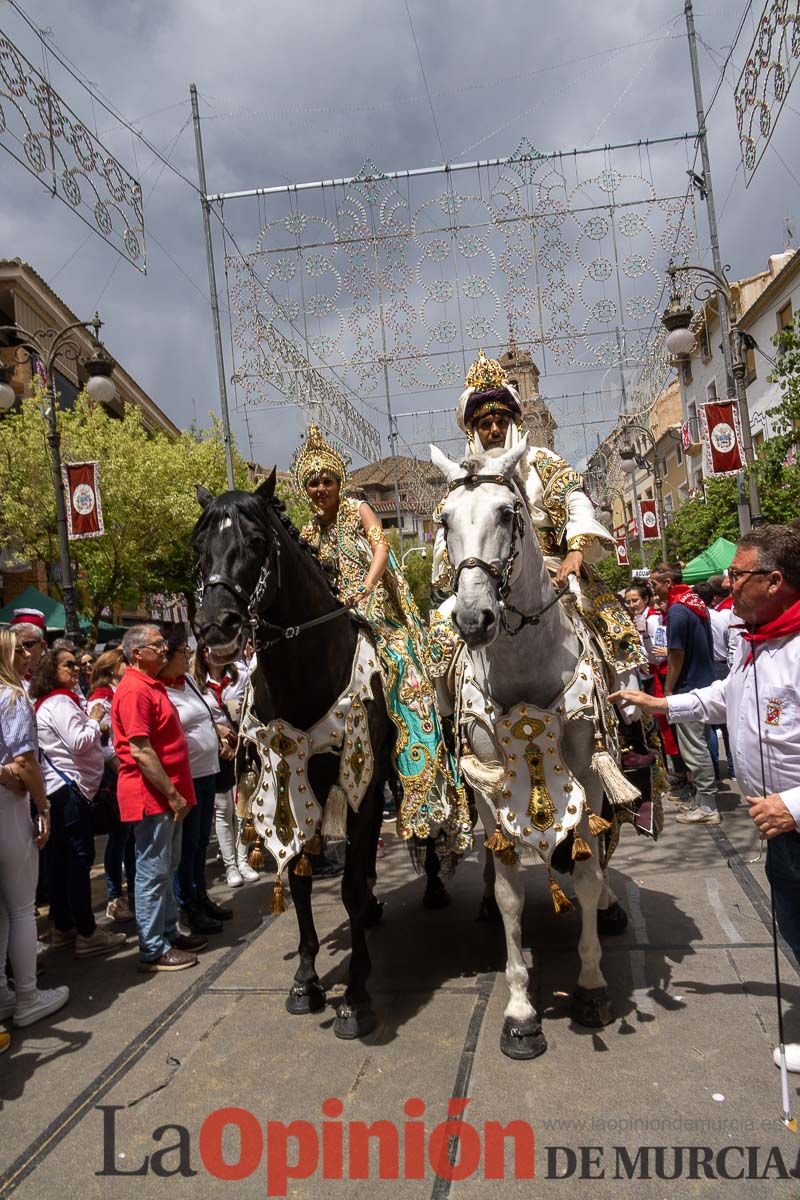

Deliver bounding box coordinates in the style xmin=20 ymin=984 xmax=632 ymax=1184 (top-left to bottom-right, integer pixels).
xmin=444 ymin=472 xmax=569 ymax=634
xmin=198 ymin=525 xmax=349 ymax=651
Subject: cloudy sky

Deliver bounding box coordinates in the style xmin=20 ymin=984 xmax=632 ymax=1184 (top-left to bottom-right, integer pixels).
xmin=2 ymin=0 xmax=798 ymax=472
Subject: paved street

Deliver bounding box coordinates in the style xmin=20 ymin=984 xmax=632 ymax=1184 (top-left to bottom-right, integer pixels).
xmin=2 ymin=781 xmax=800 ymax=1198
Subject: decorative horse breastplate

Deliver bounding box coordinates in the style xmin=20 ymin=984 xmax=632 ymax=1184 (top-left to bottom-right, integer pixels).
xmin=238 ymin=632 xmax=381 ymax=878
xmin=457 ymin=625 xmax=618 ymax=868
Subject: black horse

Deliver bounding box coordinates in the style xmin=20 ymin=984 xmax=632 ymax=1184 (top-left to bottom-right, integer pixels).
xmin=192 ymin=470 xmax=392 ymax=1039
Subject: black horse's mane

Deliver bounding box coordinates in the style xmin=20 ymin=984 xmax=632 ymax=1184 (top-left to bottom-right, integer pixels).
xmin=193 ymin=489 xmax=336 ymax=593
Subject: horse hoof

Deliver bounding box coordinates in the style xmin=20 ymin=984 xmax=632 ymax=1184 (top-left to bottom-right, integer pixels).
xmin=570 ymin=985 xmax=615 ymax=1028
xmin=364 ymin=897 xmax=385 ymax=928
xmin=423 ymin=885 xmax=451 ymax=910
xmin=597 ymin=901 xmax=628 ymax=936
xmin=334 ymin=1002 xmax=377 ymax=1040
xmin=500 ymin=1016 xmax=547 ymax=1060
xmin=285 ymin=981 xmax=326 ymax=1015
xmin=476 ymin=895 xmax=502 ymax=924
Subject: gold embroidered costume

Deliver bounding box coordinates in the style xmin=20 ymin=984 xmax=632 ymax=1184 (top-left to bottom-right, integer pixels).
xmin=294 ymin=427 xmax=471 ymax=851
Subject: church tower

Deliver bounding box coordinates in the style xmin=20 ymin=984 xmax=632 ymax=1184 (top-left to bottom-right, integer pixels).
xmin=497 ymin=336 xmax=556 ymax=450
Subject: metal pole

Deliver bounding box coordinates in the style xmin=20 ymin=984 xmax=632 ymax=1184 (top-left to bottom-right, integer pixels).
xmin=616 ymin=330 xmax=645 ymax=561
xmin=684 ymin=0 xmax=734 ymax=397
xmin=190 ymin=83 xmax=235 ymax=490
xmin=627 ymin=422 xmax=669 ymax=561
xmin=733 ymin=345 xmax=763 ymax=525
xmin=652 ymin=459 xmax=669 ymax=562
xmin=370 ymin=224 xmax=406 ymax=556
xmin=45 ymin=373 xmax=80 ymax=640
xmin=205 ymin=132 xmax=698 ymax=203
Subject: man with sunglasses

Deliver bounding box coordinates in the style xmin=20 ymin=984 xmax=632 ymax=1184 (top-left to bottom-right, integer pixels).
xmin=612 ymin=523 xmax=800 ymax=1069
xmin=9 ymin=610 xmax=46 ymax=689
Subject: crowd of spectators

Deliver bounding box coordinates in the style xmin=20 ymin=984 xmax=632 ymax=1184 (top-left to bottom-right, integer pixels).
xmin=0 ymin=610 xmax=264 ymax=1054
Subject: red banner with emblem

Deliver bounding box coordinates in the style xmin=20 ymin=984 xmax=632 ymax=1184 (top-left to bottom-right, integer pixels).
xmin=638 ymin=498 xmax=660 ymax=540
xmin=62 ymin=461 xmax=104 ymax=540
xmin=702 ymin=400 xmax=743 ymax=475
xmin=614 ymin=536 xmax=629 ymax=566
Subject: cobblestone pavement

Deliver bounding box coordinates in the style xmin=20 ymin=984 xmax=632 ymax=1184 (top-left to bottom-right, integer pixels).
xmin=2 ymin=778 xmax=800 ymax=1198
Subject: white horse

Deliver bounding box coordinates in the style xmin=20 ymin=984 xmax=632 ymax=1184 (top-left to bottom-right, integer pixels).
xmin=431 ymin=438 xmax=618 ymax=1059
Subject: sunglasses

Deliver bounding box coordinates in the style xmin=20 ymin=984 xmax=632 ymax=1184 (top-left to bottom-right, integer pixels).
xmin=18 ymin=639 xmax=40 ymax=650
xmin=727 ymin=567 xmax=771 ymax=584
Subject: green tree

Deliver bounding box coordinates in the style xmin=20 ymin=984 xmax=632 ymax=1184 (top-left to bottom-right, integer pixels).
xmin=0 ymin=388 xmax=251 ymax=632
xmin=594 ymin=547 xmax=651 ymax=593
xmin=754 ymin=323 xmax=800 ymax=503
xmin=385 ymin=533 xmax=432 ymax=618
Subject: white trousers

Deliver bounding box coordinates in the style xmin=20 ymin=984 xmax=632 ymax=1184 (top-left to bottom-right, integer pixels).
xmin=214 ymin=787 xmax=238 ymax=868
xmin=0 ymin=785 xmax=39 ymax=1000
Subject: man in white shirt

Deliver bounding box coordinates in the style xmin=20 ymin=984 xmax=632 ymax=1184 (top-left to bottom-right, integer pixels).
xmin=611 ymin=523 xmax=800 ymax=1068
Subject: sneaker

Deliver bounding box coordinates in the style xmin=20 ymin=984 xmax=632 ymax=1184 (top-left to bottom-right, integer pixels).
xmin=237 ymin=861 xmax=260 ymax=883
xmin=226 ymin=866 xmax=244 ymax=888
xmin=13 ymin=985 xmax=70 ymax=1027
xmin=675 ymin=807 xmax=721 ymax=825
xmin=74 ymin=926 xmax=127 ymax=958
xmin=171 ymin=933 xmax=208 ymax=952
xmin=0 ymin=986 xmax=15 ymax=1021
xmin=0 ymin=1029 xmax=9 ymax=1054
xmin=774 ymin=1044 xmax=800 ymax=1072
xmin=138 ymin=947 xmax=198 ymax=973
xmin=106 ymin=896 xmax=135 ymax=923
xmin=50 ymin=928 xmax=76 ymax=949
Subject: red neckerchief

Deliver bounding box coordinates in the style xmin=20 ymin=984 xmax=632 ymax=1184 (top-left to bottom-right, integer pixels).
xmin=740 ymin=597 xmax=800 ymax=668
xmin=160 ymin=675 xmax=186 ymax=688
xmin=88 ymin=685 xmax=114 ymax=703
xmin=207 ymin=676 xmax=230 ymax=708
xmin=667 ymin=583 xmax=710 ymax=621
xmin=33 ymin=687 xmax=84 ymax=713
xmin=716 ymin=595 xmax=734 ymax=611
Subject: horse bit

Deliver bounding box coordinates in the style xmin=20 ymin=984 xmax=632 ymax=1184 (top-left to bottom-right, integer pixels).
xmin=444 ymin=473 xmax=569 ymax=634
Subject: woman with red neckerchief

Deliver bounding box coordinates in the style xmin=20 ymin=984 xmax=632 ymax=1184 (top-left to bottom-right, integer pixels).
xmin=31 ymin=649 xmax=127 ymax=958
xmin=191 ymin=640 xmax=256 ymax=889
xmin=88 ymin=648 xmax=136 ymax=924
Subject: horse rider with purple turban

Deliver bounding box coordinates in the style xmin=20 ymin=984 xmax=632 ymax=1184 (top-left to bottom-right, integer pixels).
xmin=430 ymin=350 xmax=665 ymax=839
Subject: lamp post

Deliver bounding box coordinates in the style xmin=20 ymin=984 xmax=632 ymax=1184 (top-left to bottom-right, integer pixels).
xmin=598 ymin=486 xmax=635 ymax=562
xmin=618 ymin=422 xmax=669 ymax=562
xmin=661 ymin=261 xmax=762 ymax=528
xmin=401 ymin=545 xmax=428 ymax=569
xmin=0 ymin=315 xmax=116 ymax=640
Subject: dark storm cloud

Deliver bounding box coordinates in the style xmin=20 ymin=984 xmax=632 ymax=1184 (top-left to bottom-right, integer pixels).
xmin=2 ymin=0 xmax=796 ymax=469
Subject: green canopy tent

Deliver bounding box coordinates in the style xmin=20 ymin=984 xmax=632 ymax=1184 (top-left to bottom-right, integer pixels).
xmin=681 ymin=537 xmax=737 ymax=584
xmin=0 ymin=584 xmax=127 ymax=640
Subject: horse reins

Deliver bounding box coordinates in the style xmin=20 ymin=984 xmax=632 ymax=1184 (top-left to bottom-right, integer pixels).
xmin=198 ymin=524 xmax=349 ymax=651
xmin=445 ymin=472 xmax=570 ymax=634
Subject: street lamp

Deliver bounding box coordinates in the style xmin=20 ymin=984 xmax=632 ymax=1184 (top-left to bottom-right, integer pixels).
xmin=401 ymin=545 xmax=428 ymax=569
xmin=598 ymin=485 xmax=636 ymax=561
xmin=0 ymin=313 xmax=116 ymax=639
xmin=0 ymin=363 xmax=16 ymax=411
xmin=662 ymin=261 xmax=762 ymax=527
xmin=618 ymin=423 xmax=669 ymax=562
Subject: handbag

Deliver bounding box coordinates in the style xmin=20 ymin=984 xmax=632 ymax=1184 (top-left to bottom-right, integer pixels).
xmin=41 ymin=751 xmax=120 ymax=837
